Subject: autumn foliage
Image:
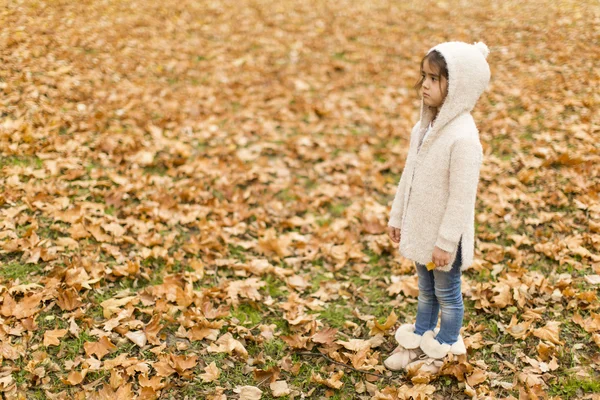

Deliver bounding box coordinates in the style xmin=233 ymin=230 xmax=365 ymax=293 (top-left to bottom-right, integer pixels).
xmin=0 ymin=0 xmax=599 ymax=399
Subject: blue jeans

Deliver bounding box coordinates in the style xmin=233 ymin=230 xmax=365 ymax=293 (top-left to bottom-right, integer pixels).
xmin=414 ymin=241 xmax=464 ymax=345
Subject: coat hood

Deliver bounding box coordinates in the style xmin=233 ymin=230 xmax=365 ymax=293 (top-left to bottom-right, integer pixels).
xmin=418 ymin=41 xmax=491 ymax=148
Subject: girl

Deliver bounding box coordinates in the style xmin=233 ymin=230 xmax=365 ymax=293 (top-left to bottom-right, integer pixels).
xmin=384 ymin=41 xmax=490 ymax=373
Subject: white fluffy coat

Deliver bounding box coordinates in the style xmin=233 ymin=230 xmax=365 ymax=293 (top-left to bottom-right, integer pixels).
xmin=388 ymin=42 xmax=490 ymax=272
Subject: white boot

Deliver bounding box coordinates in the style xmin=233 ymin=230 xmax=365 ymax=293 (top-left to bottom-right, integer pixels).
xmin=384 ymin=324 xmax=424 ymax=371
xmin=419 ymin=330 xmax=466 ymax=359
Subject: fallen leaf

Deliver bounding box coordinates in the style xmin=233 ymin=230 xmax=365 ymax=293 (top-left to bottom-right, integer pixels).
xmin=125 ymin=330 xmax=148 ymax=347
xmin=311 ymin=327 xmax=338 ymax=345
xmin=84 ymin=336 xmax=117 ymax=360
xmin=43 ymin=329 xmax=68 ymax=347
xmin=532 ymin=321 xmax=563 ymax=345
xmin=200 ymin=362 xmax=221 ymax=383
xmin=466 ymin=368 xmax=488 ymax=387
xmin=234 ymin=385 xmax=263 ymax=400
xmin=65 ymin=369 xmax=88 ymax=385
xmin=310 ymin=371 xmax=344 ymax=389
xmin=270 ymin=380 xmax=291 ymax=397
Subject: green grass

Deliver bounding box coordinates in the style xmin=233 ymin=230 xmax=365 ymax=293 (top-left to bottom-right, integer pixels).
xmin=318 ymin=303 xmax=354 ymax=329
xmin=549 ymin=377 xmax=600 ymax=398
xmin=0 ymin=262 xmax=44 ymax=282
xmin=0 ymin=155 xmax=43 ymax=169
xmin=231 ymin=303 xmax=264 ymax=326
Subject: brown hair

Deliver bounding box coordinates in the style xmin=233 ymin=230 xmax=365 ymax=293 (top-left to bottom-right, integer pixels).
xmin=414 ymin=50 xmax=449 ymax=98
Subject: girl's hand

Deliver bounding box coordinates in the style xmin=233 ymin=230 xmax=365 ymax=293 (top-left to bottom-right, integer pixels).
xmin=432 ymin=246 xmax=451 ymax=268
xmin=388 ymin=227 xmax=401 ymax=244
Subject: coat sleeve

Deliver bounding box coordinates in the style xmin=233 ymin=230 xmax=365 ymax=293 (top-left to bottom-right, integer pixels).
xmin=388 ymin=167 xmax=409 ymax=229
xmin=435 ymin=139 xmax=482 ymax=253
xmin=388 ymin=124 xmax=419 ymax=229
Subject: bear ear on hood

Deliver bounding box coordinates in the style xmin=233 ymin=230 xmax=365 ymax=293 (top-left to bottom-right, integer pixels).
xmin=473 ymin=42 xmax=489 ymax=59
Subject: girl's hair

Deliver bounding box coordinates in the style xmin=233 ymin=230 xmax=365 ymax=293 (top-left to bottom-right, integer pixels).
xmin=414 ymin=50 xmax=449 ymax=98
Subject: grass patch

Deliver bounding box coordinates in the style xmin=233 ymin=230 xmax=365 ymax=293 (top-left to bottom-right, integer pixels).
xmin=0 ymin=262 xmax=44 ymax=282
xmin=231 ymin=303 xmax=263 ymax=326
xmin=549 ymin=377 xmax=600 ymax=398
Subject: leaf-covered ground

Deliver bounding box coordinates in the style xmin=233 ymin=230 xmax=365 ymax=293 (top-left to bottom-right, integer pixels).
xmin=1 ymin=0 xmax=599 ymax=399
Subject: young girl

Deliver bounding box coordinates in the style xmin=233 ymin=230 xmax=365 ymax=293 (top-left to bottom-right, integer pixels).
xmin=384 ymin=41 xmax=490 ymax=373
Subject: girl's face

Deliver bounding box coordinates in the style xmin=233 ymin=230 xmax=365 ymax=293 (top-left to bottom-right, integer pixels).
xmin=421 ymin=59 xmax=448 ymax=109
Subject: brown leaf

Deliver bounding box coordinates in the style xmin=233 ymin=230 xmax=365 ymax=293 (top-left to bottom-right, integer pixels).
xmin=43 ymin=329 xmax=68 ymax=347
xmin=144 ymin=315 xmax=164 ymax=345
xmin=270 ymin=380 xmax=291 ymax=397
xmin=125 ymin=330 xmax=147 ymax=347
xmin=207 ymin=333 xmax=249 ymax=359
xmin=153 ymin=360 xmax=176 ymax=377
xmin=56 ymin=287 xmax=83 ymax=311
xmin=65 ymin=369 xmax=88 ymax=385
xmin=253 ymin=366 xmax=280 ymax=384
xmin=138 ymin=374 xmax=165 ymax=391
xmin=84 ymin=336 xmax=117 ymax=360
xmin=234 ymin=385 xmax=263 ymax=400
xmin=310 ymin=371 xmax=344 ymax=389
xmin=170 ymin=354 xmax=198 ymax=374
xmin=371 ymin=310 xmax=398 ymax=335
xmin=200 ymin=362 xmax=221 ymax=383
xmin=466 ymin=368 xmax=488 ymax=387
xmin=532 ymin=321 xmax=563 ymax=345
xmin=311 ymin=327 xmax=338 ymax=345
xmin=281 ymin=334 xmax=310 ymax=349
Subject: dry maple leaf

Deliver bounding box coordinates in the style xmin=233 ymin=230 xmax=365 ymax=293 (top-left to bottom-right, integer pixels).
xmin=153 ymin=359 xmax=176 ymax=377
xmin=573 ymin=312 xmax=600 ymax=332
xmin=170 ymin=354 xmax=198 ymax=374
xmin=257 ymin=229 xmax=291 ymax=258
xmin=466 ymin=367 xmax=488 ymax=387
xmin=125 ymin=330 xmax=147 ymax=347
xmin=144 ymin=314 xmax=164 ymax=345
xmin=138 ymin=374 xmax=165 ymax=391
xmin=370 ymin=310 xmax=398 ymax=335
xmin=234 ymin=385 xmax=263 ymax=400
xmin=43 ymin=329 xmax=68 ymax=347
xmin=270 ymin=380 xmax=291 ymax=397
xmin=254 ymin=366 xmax=281 ymax=384
xmin=387 ymin=275 xmax=419 ymax=298
xmin=311 ymin=327 xmax=338 ymax=345
xmin=532 ymin=321 xmax=563 ymax=345
xmin=0 ymin=342 xmax=23 ymax=360
xmin=310 ymin=370 xmax=344 ymax=389
xmin=200 ymin=362 xmax=221 ymax=383
xmin=226 ymin=277 xmax=265 ymax=305
xmin=65 ymin=369 xmax=88 ymax=386
xmin=84 ymin=336 xmax=117 ymax=360
xmin=207 ymin=332 xmax=249 ymax=359
xmin=281 ymin=334 xmax=310 ymax=349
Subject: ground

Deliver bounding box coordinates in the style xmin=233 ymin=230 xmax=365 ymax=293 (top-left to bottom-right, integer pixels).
xmin=0 ymin=0 xmax=599 ymax=399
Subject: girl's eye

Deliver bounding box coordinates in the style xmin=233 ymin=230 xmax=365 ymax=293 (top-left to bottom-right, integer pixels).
xmin=432 ymin=77 xmax=437 ymax=82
